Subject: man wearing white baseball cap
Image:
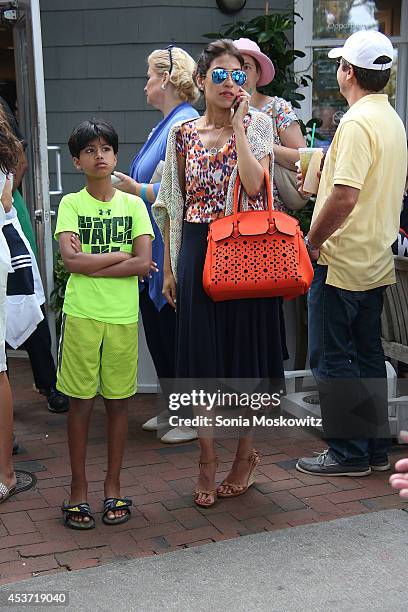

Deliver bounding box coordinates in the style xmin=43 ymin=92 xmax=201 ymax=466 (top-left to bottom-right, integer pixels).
xmin=327 ymin=29 xmax=394 ymax=71
xmin=297 ymin=30 xmax=407 ymax=477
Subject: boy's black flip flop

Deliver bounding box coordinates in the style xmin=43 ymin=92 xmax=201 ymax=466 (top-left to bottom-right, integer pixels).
xmin=102 ymin=497 xmax=132 ymax=525
xmin=61 ymin=501 xmax=95 ymax=530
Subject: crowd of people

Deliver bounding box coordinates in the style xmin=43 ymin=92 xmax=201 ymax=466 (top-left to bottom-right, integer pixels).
xmin=0 ymin=30 xmax=407 ymax=528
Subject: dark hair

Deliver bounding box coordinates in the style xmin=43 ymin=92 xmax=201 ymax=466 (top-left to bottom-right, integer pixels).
xmin=341 ymin=56 xmax=391 ymax=92
xmin=0 ymin=105 xmax=22 ymax=175
xmin=194 ymin=39 xmax=244 ymax=82
xmin=68 ymin=120 xmax=119 ymax=158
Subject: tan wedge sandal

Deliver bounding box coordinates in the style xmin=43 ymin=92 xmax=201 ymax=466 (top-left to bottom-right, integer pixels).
xmin=193 ymin=457 xmax=218 ymax=508
xmin=217 ymin=450 xmax=260 ymax=498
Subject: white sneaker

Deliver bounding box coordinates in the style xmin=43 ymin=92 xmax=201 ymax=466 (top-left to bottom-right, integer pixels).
xmin=142 ymin=410 xmax=169 ymax=432
xmin=160 ymin=426 xmax=198 ymax=444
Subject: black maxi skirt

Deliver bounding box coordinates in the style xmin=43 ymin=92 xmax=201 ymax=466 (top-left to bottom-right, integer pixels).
xmin=175 ymin=222 xmax=284 ymax=383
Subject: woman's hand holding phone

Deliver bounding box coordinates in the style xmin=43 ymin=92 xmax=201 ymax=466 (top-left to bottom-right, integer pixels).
xmin=231 ymin=88 xmax=250 ymax=131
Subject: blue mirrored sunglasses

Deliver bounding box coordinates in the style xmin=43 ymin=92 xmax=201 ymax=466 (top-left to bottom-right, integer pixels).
xmin=211 ymin=68 xmax=247 ymax=87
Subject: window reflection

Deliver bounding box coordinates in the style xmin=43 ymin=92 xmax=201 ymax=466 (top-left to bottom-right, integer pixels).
xmin=312 ymin=49 xmax=347 ymax=150
xmin=313 ymin=0 xmax=401 ymax=39
xmin=311 ymin=48 xmax=398 ymax=150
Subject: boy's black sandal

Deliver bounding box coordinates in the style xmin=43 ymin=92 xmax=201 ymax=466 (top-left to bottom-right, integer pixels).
xmin=102 ymin=497 xmax=132 ymax=525
xmin=61 ymin=501 xmax=95 ymax=530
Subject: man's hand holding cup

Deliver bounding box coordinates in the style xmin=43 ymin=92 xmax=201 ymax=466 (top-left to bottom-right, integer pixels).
xmin=296 ymin=147 xmax=324 ymax=197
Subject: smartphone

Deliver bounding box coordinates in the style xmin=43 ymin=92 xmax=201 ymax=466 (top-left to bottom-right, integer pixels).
xmin=232 ymin=97 xmax=240 ymax=113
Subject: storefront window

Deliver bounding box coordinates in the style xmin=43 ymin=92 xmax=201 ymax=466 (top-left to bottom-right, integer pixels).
xmin=313 ymin=0 xmax=401 ymax=39
xmin=312 ymin=47 xmax=398 ymax=150
xmin=312 ymin=48 xmax=347 ymax=149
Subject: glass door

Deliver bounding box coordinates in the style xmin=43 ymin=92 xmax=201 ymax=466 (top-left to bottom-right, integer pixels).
xmin=294 ymin=0 xmax=408 ymax=149
xmin=313 ymin=0 xmax=402 ymax=39
xmin=10 ymin=0 xmax=56 ymax=353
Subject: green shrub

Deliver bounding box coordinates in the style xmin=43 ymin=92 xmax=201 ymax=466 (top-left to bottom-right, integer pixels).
xmin=50 ymin=252 xmax=69 ymax=334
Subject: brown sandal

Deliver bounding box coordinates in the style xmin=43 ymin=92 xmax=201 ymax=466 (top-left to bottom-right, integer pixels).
xmin=193 ymin=457 xmax=218 ymax=508
xmin=217 ymin=450 xmax=260 ymax=498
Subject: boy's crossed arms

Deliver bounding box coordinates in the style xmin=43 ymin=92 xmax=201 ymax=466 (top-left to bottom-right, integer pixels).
xmin=59 ymin=231 xmax=158 ymax=278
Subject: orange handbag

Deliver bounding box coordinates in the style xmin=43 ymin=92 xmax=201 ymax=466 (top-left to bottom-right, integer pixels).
xmin=203 ymin=169 xmax=314 ymax=302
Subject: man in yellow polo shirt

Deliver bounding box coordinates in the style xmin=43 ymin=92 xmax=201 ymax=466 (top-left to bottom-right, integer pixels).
xmin=296 ymin=31 xmax=407 ymax=477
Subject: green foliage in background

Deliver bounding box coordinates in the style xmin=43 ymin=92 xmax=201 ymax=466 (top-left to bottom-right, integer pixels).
xmin=50 ymin=252 xmax=69 ymax=334
xmin=293 ymin=199 xmax=316 ymax=234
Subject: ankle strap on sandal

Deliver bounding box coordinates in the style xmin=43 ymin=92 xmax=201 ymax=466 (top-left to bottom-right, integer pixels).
xmin=235 ymin=450 xmax=259 ymax=462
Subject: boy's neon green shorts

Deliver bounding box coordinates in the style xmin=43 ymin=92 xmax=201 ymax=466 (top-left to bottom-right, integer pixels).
xmin=57 ymin=314 xmax=138 ymax=400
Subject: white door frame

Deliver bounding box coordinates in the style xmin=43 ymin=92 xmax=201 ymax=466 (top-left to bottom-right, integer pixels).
xmin=12 ymin=0 xmax=56 ymax=355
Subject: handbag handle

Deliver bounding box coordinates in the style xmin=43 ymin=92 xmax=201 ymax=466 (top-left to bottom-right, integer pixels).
xmin=232 ymin=168 xmax=274 ymax=221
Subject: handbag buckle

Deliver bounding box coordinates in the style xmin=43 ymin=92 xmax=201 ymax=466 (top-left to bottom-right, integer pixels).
xmin=267 ymin=220 xmax=276 ymax=235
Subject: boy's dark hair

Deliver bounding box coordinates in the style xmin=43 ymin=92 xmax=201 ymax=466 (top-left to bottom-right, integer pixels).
xmin=195 ymin=39 xmax=244 ymax=81
xmin=341 ymin=56 xmax=391 ymax=92
xmin=68 ymin=120 xmax=119 ymax=158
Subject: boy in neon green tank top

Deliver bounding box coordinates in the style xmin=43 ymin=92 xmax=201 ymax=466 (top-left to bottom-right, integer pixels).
xmin=55 ymin=120 xmax=155 ymax=529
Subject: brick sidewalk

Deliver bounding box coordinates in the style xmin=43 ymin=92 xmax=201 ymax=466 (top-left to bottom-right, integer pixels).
xmin=1 ymin=357 xmax=406 ymax=585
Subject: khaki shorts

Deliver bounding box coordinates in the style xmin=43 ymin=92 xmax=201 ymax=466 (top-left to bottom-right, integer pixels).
xmin=57 ymin=314 xmax=138 ymax=400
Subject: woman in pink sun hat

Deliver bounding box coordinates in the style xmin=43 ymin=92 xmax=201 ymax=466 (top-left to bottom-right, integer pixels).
xmin=234 ymin=38 xmax=306 ymax=364
xmin=234 ymin=38 xmax=306 ymax=212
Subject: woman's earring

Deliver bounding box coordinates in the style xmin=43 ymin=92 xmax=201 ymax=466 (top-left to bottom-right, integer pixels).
xmin=161 ymin=84 xmax=166 ymax=90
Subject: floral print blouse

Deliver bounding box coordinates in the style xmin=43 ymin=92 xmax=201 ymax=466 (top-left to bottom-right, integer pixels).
xmin=176 ymin=117 xmax=265 ymax=223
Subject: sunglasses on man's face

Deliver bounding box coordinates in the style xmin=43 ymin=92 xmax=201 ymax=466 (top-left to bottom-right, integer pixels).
xmin=211 ymin=68 xmax=247 ymax=87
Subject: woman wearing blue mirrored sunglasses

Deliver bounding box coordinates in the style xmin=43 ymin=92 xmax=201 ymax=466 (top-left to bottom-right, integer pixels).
xmin=211 ymin=68 xmax=247 ymax=87
xmin=152 ymin=39 xmax=284 ymax=509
